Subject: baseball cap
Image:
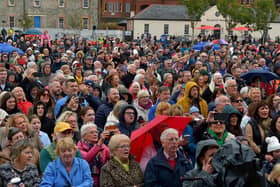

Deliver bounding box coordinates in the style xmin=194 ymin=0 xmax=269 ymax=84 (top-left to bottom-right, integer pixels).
xmin=54 ymin=122 xmax=72 ymax=133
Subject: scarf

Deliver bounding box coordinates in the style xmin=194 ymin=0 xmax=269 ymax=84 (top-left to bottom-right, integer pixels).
xmin=208 ymin=129 xmax=228 ymax=146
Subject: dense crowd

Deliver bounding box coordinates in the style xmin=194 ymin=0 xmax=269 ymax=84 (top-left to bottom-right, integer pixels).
xmin=1 ymin=30 xmax=280 ymax=186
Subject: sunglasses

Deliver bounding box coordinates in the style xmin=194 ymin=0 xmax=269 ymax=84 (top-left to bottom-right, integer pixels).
xmin=233 ymin=99 xmax=243 ymax=103
xmin=209 ymin=120 xmax=225 ymax=125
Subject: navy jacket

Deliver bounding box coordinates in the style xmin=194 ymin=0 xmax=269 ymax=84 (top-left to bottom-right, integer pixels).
xmin=144 ymin=148 xmax=192 ymax=187
xmin=95 ymin=102 xmax=114 ymax=129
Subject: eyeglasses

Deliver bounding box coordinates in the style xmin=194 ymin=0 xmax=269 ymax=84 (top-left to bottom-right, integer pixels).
xmin=166 ymin=137 xmax=179 ymax=142
xmin=42 ymin=93 xmax=49 ymax=96
xmin=125 ymin=112 xmax=135 ymax=115
xmin=228 ymin=85 xmax=237 ymax=88
xmin=140 ymin=96 xmax=149 ymax=99
xmin=117 ymin=145 xmax=130 ymax=149
xmin=233 ymin=99 xmax=243 ymax=103
xmin=209 ymin=120 xmax=225 ymax=125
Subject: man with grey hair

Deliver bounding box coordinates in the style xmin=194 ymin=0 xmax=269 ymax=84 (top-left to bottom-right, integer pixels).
xmin=144 ymin=128 xmax=192 ymax=187
xmin=214 ymin=95 xmax=230 ymax=113
xmin=224 ymin=79 xmax=238 ymax=98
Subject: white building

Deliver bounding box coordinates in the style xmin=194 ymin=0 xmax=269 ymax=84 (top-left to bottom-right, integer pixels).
xmin=128 ymin=5 xmax=280 ymax=41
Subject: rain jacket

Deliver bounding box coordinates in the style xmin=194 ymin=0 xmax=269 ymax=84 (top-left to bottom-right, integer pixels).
xmin=118 ymin=104 xmax=138 ymax=137
xmin=40 ymin=157 xmax=93 ymax=187
xmin=145 ymin=148 xmax=192 ymax=187
xmin=177 ymin=81 xmax=208 ymax=118
xmin=211 ymin=139 xmax=264 ymax=187
xmin=182 ymin=139 xmax=219 ymax=187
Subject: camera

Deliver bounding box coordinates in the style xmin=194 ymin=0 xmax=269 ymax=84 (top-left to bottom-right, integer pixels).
xmin=214 ymin=113 xmax=229 ymax=121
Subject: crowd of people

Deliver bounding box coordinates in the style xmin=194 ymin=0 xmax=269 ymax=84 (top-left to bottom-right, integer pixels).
xmin=1 ymin=30 xmax=280 ymax=186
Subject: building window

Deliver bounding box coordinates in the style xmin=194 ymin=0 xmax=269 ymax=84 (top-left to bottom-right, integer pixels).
xmin=109 ymin=2 xmax=113 ymax=12
xmin=58 ymin=0 xmax=65 ymax=7
xmin=8 ymin=0 xmax=15 ymax=6
xmin=125 ymin=3 xmax=130 ymax=13
xmin=83 ymin=0 xmax=89 ymax=8
xmin=82 ymin=18 xmax=89 ymax=29
xmin=114 ymin=2 xmax=118 ymax=13
xmin=33 ymin=0 xmax=40 ymax=7
xmin=58 ymin=17 xmax=64 ymax=29
xmin=119 ymin=3 xmax=122 ymax=12
xmin=9 ymin=16 xmax=15 ymax=27
xmin=184 ymin=24 xmax=189 ymax=35
xmin=164 ymin=24 xmax=169 ymax=35
xmin=104 ymin=2 xmax=108 ymax=12
xmin=144 ymin=24 xmax=149 ymax=34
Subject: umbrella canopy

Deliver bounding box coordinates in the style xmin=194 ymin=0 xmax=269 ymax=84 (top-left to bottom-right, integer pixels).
xmin=212 ymin=39 xmax=228 ymax=45
xmin=231 ymin=26 xmax=254 ymax=31
xmin=0 ymin=43 xmax=24 ymax=54
xmin=195 ymin=26 xmax=220 ymax=30
xmin=23 ymin=28 xmax=42 ymax=35
xmin=130 ymin=115 xmax=191 ymax=162
xmin=240 ymin=69 xmax=279 ymax=83
xmin=193 ymin=42 xmax=220 ymax=51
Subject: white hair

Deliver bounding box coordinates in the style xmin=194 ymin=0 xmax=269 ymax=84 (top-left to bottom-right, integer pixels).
xmin=160 ymin=128 xmax=178 ymax=142
xmin=80 ymin=123 xmax=97 ymax=137
xmin=224 ymin=79 xmax=236 ymax=88
xmin=133 ymin=73 xmax=144 ymax=82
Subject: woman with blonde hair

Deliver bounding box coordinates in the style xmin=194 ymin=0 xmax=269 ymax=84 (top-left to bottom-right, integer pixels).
xmin=0 ymin=113 xmax=42 ymax=150
xmin=155 ymin=102 xmax=171 ymax=116
xmin=11 ymin=87 xmax=33 ymax=114
xmin=100 ymin=134 xmax=144 ymax=187
xmin=202 ymin=72 xmax=225 ymax=103
xmin=40 ymin=137 xmax=93 ymax=187
xmin=57 ymin=111 xmax=80 ymax=142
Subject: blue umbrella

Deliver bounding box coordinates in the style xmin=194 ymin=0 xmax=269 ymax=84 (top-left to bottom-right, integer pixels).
xmin=0 ymin=43 xmax=24 ymax=54
xmin=240 ymin=69 xmax=279 ymax=83
xmin=193 ymin=42 xmax=211 ymax=50
xmin=23 ymin=28 xmax=42 ymax=35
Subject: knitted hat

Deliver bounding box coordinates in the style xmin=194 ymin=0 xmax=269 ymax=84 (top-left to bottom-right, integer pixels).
xmin=190 ymin=106 xmax=199 ymax=114
xmin=266 ymin=136 xmax=280 ymax=152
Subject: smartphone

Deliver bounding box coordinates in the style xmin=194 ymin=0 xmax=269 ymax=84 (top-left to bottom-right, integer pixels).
xmin=214 ymin=113 xmax=228 ymax=121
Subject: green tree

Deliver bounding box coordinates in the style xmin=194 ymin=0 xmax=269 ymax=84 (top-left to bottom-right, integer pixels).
xmin=180 ymin=0 xmax=209 ymax=42
xmin=251 ymin=0 xmax=276 ymax=43
xmin=19 ymin=13 xmax=33 ymax=31
xmin=68 ymin=12 xmax=83 ymax=32
xmin=216 ymin=0 xmax=242 ymax=39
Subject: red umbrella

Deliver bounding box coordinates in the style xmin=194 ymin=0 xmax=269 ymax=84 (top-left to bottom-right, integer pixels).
xmin=130 ymin=115 xmax=192 ymax=162
xmin=195 ymin=26 xmax=221 ymax=30
xmin=231 ymin=26 xmax=254 ymax=31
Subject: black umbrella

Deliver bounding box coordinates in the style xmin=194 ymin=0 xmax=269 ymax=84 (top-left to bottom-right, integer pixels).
xmin=240 ymin=69 xmax=279 ymax=84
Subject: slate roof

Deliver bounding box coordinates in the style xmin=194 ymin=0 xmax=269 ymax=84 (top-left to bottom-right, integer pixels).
xmin=133 ymin=5 xmax=194 ymax=21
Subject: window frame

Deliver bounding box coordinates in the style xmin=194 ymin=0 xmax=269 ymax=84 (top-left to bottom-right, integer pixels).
xmin=125 ymin=3 xmax=130 ymax=13
xmin=184 ymin=24 xmax=189 ymax=35
xmin=164 ymin=24 xmax=169 ymax=35
xmin=82 ymin=17 xmax=89 ymax=29
xmin=8 ymin=0 xmax=15 ymax=6
xmin=9 ymin=16 xmax=15 ymax=28
xmin=83 ymin=0 xmax=89 ymax=8
xmin=58 ymin=0 xmax=65 ymax=7
xmin=33 ymin=0 xmax=41 ymax=7
xmin=144 ymin=24 xmax=149 ymax=34
xmin=58 ymin=17 xmax=65 ymax=29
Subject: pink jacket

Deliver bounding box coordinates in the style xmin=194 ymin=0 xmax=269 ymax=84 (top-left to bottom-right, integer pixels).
xmin=77 ymin=140 xmax=111 ymax=187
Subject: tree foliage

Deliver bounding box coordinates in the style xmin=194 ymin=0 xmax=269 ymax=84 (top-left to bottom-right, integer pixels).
xmin=180 ymin=0 xmax=209 ymax=41
xmin=67 ymin=12 xmax=83 ymax=31
xmin=19 ymin=13 xmax=33 ymax=31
